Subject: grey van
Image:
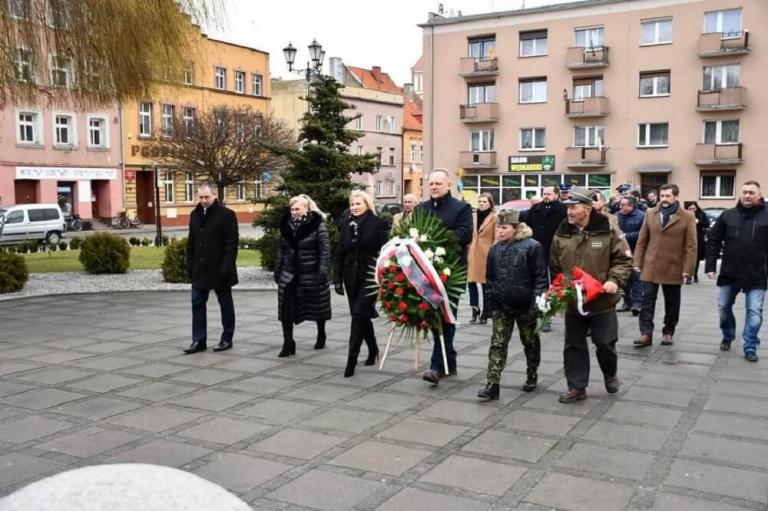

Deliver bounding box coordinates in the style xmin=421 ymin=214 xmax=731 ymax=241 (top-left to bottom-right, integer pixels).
xmin=0 ymin=204 xmax=66 ymax=245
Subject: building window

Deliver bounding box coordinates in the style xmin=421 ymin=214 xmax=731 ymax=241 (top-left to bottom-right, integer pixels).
xmin=15 ymin=47 xmax=32 ymax=82
xmin=704 ymin=8 xmax=742 ymax=37
xmin=701 ymin=173 xmax=735 ymax=198
xmin=470 ymin=129 xmax=494 ymax=152
xmin=183 ymin=172 xmax=194 ymax=202
xmin=409 ymin=143 xmax=417 ymax=162
xmin=638 ymin=123 xmax=669 ymax=147
xmin=520 ymin=30 xmax=547 ymax=57
xmin=357 ymin=145 xmax=364 ymax=156
xmin=413 ymin=71 xmax=423 ymax=93
xmin=520 ymin=128 xmax=546 ymax=150
xmin=574 ymin=26 xmax=604 ymax=48
xmin=182 ymin=65 xmax=194 ymax=85
xmin=49 ymin=54 xmax=71 ymax=87
xmin=574 ymin=125 xmax=603 ymax=147
xmin=572 ymin=76 xmax=603 ymax=100
xmin=704 ymin=120 xmax=739 ymax=144
xmin=468 ymin=36 xmax=496 ymax=59
xmin=388 ymin=147 xmax=395 ymax=166
xmin=468 ymin=83 xmax=496 ymax=105
xmin=181 ymin=107 xmax=195 ymax=131
xmin=161 ymin=104 xmax=175 ymax=136
xmin=352 ymin=115 xmax=363 ymax=131
xmin=641 ymin=18 xmax=673 ymax=45
xmin=703 ymin=64 xmax=740 ymax=91
xmin=139 ymin=101 xmax=152 ymax=137
xmin=254 ymin=175 xmax=263 ymax=199
xmin=236 ymin=181 xmax=246 ymax=201
xmin=46 ymin=0 xmax=70 ymax=29
xmin=376 ymin=115 xmax=383 ymax=132
xmin=234 ymin=71 xmax=245 ymax=93
xmin=639 ymin=71 xmax=670 ymax=97
xmin=214 ymin=66 xmax=226 ymax=90
xmin=17 ymin=110 xmax=40 ymax=145
xmin=376 ymin=146 xmax=383 ymax=166
xmin=519 ymin=78 xmax=547 ymax=103
xmin=54 ymin=114 xmax=73 ymax=146
xmin=164 ymin=171 xmax=175 ymax=203
xmin=388 ymin=116 xmax=396 ymax=134
xmin=88 ymin=117 xmax=107 ymax=148
xmin=252 ymin=73 xmax=263 ymax=96
xmin=9 ymin=0 xmax=30 ymax=19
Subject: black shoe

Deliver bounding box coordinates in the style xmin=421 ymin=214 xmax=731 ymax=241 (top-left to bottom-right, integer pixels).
xmin=278 ymin=340 xmax=296 ymax=358
xmin=183 ymin=341 xmax=207 ymax=354
xmin=477 ymin=383 xmax=499 ymax=400
xmin=542 ymin=321 xmax=552 ymax=333
xmin=469 ymin=307 xmax=479 ymax=324
xmin=445 ymin=368 xmax=458 ymax=377
xmin=685 ymin=277 xmax=693 ymax=285
xmin=605 ymin=376 xmax=620 ymax=394
xmin=314 ymin=334 xmax=326 ymax=350
xmin=212 ymin=340 xmax=232 ymax=352
xmin=364 ymin=348 xmax=379 ymax=366
xmin=745 ymin=352 xmax=759 ymax=362
xmin=631 ymin=307 xmax=641 ymax=316
xmin=720 ymin=340 xmax=732 ymax=351
xmin=522 ymin=374 xmax=537 ymax=392
xmin=422 ymin=369 xmax=442 ymax=385
xmin=694 ymin=276 xmax=699 ymax=283
xmin=558 ymin=388 xmax=587 ymax=403
xmin=344 ymin=360 xmax=356 ymax=377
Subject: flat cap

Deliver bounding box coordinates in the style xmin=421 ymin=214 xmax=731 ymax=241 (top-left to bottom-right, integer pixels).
xmin=561 ymin=187 xmax=594 ymax=206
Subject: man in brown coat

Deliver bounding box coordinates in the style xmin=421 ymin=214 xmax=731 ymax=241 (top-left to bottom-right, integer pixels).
xmin=632 ymin=183 xmax=697 ymax=347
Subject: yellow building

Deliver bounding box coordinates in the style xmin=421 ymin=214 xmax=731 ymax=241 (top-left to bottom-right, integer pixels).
xmin=122 ymin=28 xmax=271 ymax=226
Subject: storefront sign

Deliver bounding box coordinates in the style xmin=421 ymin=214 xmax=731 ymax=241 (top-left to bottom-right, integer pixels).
xmin=16 ymin=166 xmax=117 ymax=180
xmin=508 ymin=155 xmax=555 ymax=172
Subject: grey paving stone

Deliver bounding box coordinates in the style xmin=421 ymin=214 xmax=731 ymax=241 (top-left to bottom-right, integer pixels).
xmin=556 ymin=443 xmax=654 ymax=480
xmin=622 ymin=386 xmax=695 ymax=408
xmin=35 ymin=427 xmax=143 ymax=457
xmin=712 ymin=379 xmax=768 ymax=399
xmin=650 ymin=492 xmax=755 ymax=511
xmin=1 ymin=388 xmax=87 ymax=410
xmin=384 ymin=378 xmax=456 ymax=396
xmin=0 ymin=453 xmax=65 ymax=490
xmin=283 ymin=383 xmax=361 ymax=403
xmin=252 ymin=428 xmax=347 ymax=459
xmin=171 ymin=389 xmax=254 ymax=411
xmin=78 ymin=341 xmax=137 ymax=353
xmin=325 ymin=372 xmax=395 ymax=387
xmin=54 ymin=396 xmax=143 ymax=420
xmin=522 ymin=392 xmax=604 ymax=416
xmin=171 ymin=368 xmax=245 ymax=386
xmin=525 ymin=472 xmax=635 ymax=511
xmin=703 ymin=394 xmax=768 ymax=418
xmin=692 ymin=411 xmax=768 ymax=441
xmin=659 ymin=351 xmax=717 ymax=366
xmin=66 ymin=374 xmax=142 ymax=393
xmin=70 ymin=355 xmax=144 ymax=371
xmin=377 ymin=418 xmax=468 ymax=447
xmin=24 ymin=350 xmax=92 ymax=364
xmin=582 ymin=421 xmax=670 ymax=451
xmin=267 ymin=363 xmax=338 ymax=380
xmin=216 ymin=358 xmax=284 ymax=373
xmin=603 ymin=402 xmax=683 ymax=428
xmin=499 ymin=410 xmax=581 ymax=437
xmin=108 ymin=406 xmax=204 ymax=432
xmin=680 ymin=433 xmax=768 ymax=470
xmin=237 ymin=398 xmax=317 ymax=422
xmin=375 ymin=487 xmax=490 ymax=511
xmin=0 ymin=362 xmax=41 ymax=377
xmin=104 ymin=438 xmax=211 ymax=468
xmin=330 ymin=440 xmax=431 ymax=476
xmin=117 ymin=381 xmax=195 ymax=401
xmin=0 ymin=415 xmax=74 ymax=444
xmin=665 ymin=459 xmax=768 ymax=503
xmin=636 ymin=371 xmax=703 ymax=390
xmin=223 ymin=375 xmax=298 ymax=394
xmin=118 ymin=362 xmax=190 ymax=378
xmin=462 ymin=430 xmax=555 ymax=463
xmin=420 ymin=455 xmax=527 ymax=496
xmin=1 ymin=347 xmax=50 ymax=360
xmin=418 ymin=400 xmax=499 ymax=424
xmin=267 ymin=469 xmax=384 ymax=511
xmin=177 ymin=417 xmax=271 ymax=445
xmin=0 ymin=381 xmax=34 ymax=397
xmin=193 ymin=452 xmax=292 ymax=493
xmin=305 ymin=408 xmax=390 ymax=434
xmin=347 ymin=392 xmax=425 ymax=413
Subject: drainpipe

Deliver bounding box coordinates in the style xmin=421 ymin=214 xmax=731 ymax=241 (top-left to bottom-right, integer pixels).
xmin=118 ymin=100 xmax=126 ymax=212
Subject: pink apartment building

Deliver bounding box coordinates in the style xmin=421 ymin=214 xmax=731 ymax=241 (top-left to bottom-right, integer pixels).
xmin=421 ymin=0 xmax=766 ymax=208
xmin=0 ymin=101 xmax=123 ymax=220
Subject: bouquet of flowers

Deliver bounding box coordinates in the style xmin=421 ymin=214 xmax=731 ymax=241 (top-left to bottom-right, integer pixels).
xmin=373 ymin=209 xmax=467 ymax=371
xmin=535 ymin=266 xmax=604 ymax=333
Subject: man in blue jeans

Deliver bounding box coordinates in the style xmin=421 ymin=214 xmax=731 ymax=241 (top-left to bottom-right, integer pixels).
xmin=705 ymin=181 xmax=768 ymax=362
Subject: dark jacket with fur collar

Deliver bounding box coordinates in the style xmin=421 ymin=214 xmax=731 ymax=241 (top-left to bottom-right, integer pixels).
xmin=187 ymin=199 xmax=238 ymax=290
xmin=550 ymin=210 xmax=633 ymax=314
xmin=275 ymin=211 xmax=332 ymax=323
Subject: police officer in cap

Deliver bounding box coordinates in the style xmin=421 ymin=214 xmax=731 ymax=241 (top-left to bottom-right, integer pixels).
xmin=558 ymin=183 xmax=573 ymax=202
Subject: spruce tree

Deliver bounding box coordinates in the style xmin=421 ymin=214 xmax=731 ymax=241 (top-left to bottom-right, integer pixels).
xmin=256 ymin=74 xmax=379 ymax=269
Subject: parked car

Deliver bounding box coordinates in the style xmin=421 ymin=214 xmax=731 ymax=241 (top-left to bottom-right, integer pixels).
xmin=703 ymin=207 xmax=726 ymax=224
xmin=498 ymin=199 xmax=530 ymax=211
xmin=376 ymin=203 xmax=403 ymax=216
xmin=0 ymin=203 xmax=66 ymax=245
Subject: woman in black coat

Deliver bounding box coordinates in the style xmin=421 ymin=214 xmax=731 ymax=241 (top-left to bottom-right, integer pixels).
xmin=274 ymin=195 xmax=332 ymax=357
xmin=334 ymin=190 xmax=389 ymax=377
xmin=684 ymin=201 xmax=711 ymax=284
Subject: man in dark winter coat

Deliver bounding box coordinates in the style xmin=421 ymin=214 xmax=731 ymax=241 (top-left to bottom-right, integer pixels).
xmin=184 ymin=183 xmax=239 ymax=354
xmin=705 ymin=181 xmax=768 ymax=362
xmin=617 ymin=195 xmax=645 ymax=314
xmin=418 ymin=169 xmax=473 ymax=385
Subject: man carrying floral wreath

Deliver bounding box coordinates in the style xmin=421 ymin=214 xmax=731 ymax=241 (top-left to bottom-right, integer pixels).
xmin=418 ymin=169 xmax=473 ymax=385
xmin=550 ymin=188 xmax=633 ymax=403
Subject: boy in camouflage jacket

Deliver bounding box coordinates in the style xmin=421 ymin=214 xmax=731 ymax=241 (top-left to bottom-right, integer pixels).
xmin=478 ymin=209 xmax=549 ymax=400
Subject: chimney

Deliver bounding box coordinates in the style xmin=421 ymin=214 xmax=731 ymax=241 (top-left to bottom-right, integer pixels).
xmin=403 ymin=83 xmax=415 ymax=99
xmin=371 ymin=66 xmax=383 ymax=82
xmin=329 ymin=57 xmax=344 ymax=83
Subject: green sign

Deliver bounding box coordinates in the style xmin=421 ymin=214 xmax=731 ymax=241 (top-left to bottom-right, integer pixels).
xmin=508 ymin=155 xmax=555 ymax=172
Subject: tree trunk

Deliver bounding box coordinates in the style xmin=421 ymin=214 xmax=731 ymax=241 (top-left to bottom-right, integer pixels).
xmin=217 ymin=182 xmax=226 ymax=204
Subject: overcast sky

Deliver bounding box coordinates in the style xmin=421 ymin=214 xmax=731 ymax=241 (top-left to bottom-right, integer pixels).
xmin=207 ymin=0 xmax=581 ymax=86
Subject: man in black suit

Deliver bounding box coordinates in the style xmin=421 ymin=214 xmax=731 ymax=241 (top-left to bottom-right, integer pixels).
xmin=418 ymin=169 xmax=473 ymax=385
xmin=184 ymin=182 xmax=239 ymax=354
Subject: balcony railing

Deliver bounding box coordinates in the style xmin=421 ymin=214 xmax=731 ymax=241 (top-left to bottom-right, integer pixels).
xmin=565 ymin=96 xmax=609 ymax=117
xmin=564 ymin=146 xmax=608 ymax=168
xmin=459 ymin=151 xmax=497 ymax=169
xmin=695 ymin=143 xmax=744 ymax=165
xmin=565 ymin=46 xmax=609 ymax=69
xmin=459 ymin=57 xmax=499 ymax=79
xmin=459 ymin=102 xmax=500 ymax=123
xmin=697 ymin=87 xmax=747 ymax=111
xmin=698 ymin=31 xmax=750 ymax=57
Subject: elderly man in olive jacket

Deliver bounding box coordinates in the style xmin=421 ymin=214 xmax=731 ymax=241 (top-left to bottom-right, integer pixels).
xmin=550 ymin=188 xmax=632 ymax=403
xmin=184 ymin=182 xmax=239 ymax=354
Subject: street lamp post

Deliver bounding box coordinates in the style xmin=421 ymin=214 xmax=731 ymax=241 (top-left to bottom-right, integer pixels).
xmin=283 ymin=39 xmax=325 ymax=107
xmin=154 ymin=165 xmax=162 ymax=246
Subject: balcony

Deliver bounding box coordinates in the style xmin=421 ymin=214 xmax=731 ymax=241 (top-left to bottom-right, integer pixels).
xmin=697 ymin=87 xmax=747 ymax=111
xmin=565 ymin=46 xmax=609 ymax=69
xmin=459 ymin=57 xmax=499 ymax=80
xmin=564 ymin=146 xmax=608 ymax=168
xmin=565 ymin=96 xmax=609 ymax=118
xmin=695 ymin=143 xmax=744 ymax=166
xmin=459 ymin=151 xmax=497 ymax=170
xmin=459 ymin=102 xmax=499 ymax=123
xmin=698 ymin=31 xmax=750 ymax=57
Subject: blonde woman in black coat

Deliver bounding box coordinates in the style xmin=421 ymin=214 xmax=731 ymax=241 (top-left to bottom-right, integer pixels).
xmin=334 ymin=190 xmax=389 ymax=377
xmin=274 ymin=195 xmax=332 ymax=357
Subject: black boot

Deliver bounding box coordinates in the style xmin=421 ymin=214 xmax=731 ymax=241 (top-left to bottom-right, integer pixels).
xmin=314 ymin=321 xmax=326 ymax=350
xmin=279 ymin=321 xmax=296 ymax=358
xmin=477 ymin=383 xmax=500 ymax=400
xmin=522 ymin=371 xmax=537 ymax=392
xmin=469 ymin=307 xmax=480 ymax=324
xmin=345 ymin=318 xmax=365 ymax=377
xmin=363 ymin=320 xmax=379 ymax=366
xmin=478 ymin=308 xmax=488 ymax=325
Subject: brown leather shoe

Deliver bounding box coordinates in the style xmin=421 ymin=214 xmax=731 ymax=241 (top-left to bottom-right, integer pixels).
xmin=661 ymin=334 xmax=674 ymax=346
xmin=558 ymin=388 xmax=587 ymax=403
xmin=633 ymin=335 xmax=653 ymax=348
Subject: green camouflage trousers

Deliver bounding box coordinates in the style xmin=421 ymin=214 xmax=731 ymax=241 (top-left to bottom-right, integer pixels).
xmin=486 ymin=310 xmax=540 ymax=384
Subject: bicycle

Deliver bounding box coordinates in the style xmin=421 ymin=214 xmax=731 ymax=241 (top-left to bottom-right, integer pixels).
xmin=65 ymin=214 xmax=83 ymax=232
xmin=112 ymin=209 xmax=142 ymax=229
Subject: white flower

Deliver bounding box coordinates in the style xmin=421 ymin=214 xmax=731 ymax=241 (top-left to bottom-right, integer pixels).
xmin=424 ymin=249 xmax=434 ymax=260
xmin=536 ymin=293 xmax=551 ymax=313
xmin=420 ymin=234 xmax=429 ymax=242
xmin=433 ymin=256 xmax=444 ymax=264
xmin=435 ymin=246 xmax=446 ymax=257
xmin=409 ymin=228 xmax=419 ymax=238
xmin=442 ymin=268 xmax=451 ymax=276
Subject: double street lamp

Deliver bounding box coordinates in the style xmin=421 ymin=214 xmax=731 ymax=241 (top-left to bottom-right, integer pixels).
xmin=282 ymin=39 xmax=325 ymax=82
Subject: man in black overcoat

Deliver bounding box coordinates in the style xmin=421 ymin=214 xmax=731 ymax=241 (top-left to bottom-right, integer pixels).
xmin=184 ymin=182 xmax=239 ymax=354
